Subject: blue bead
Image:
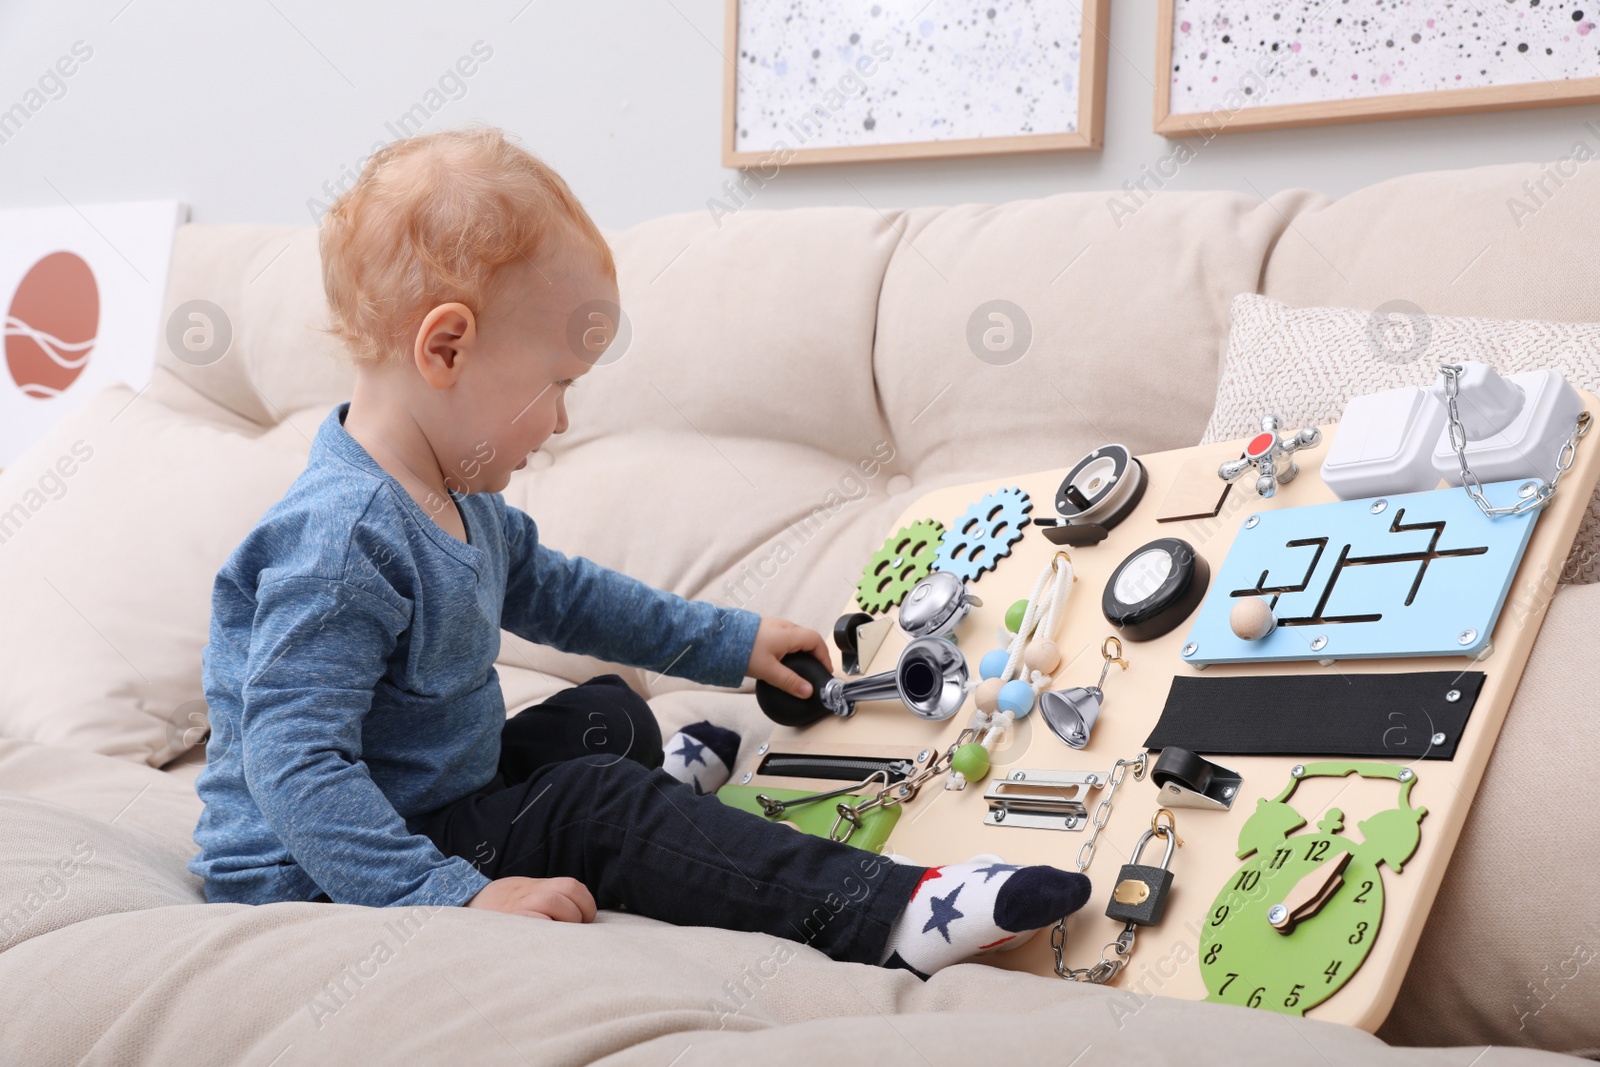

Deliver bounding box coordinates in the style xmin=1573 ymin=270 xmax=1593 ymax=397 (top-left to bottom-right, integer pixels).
xmin=998 ymin=679 xmax=1035 ymax=717
xmin=979 ymin=649 xmax=1011 ymax=680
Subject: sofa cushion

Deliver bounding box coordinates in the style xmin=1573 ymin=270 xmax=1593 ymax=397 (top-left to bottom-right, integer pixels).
xmin=1376 ymin=580 xmax=1600 ymax=1057
xmin=148 ymin=223 xmax=355 ymax=431
xmin=0 ymin=385 xmax=307 ymax=767
xmin=872 ymin=188 xmax=1327 ymax=484
xmin=1203 ymin=293 xmax=1600 ymax=582
xmin=1262 ymin=160 xmax=1600 ymax=327
xmin=0 ymin=792 xmax=203 ymax=955
xmin=0 ymin=903 xmax=1546 ymax=1066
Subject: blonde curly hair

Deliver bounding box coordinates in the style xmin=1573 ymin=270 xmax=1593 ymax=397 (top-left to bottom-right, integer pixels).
xmin=318 ymin=124 xmax=615 ymax=368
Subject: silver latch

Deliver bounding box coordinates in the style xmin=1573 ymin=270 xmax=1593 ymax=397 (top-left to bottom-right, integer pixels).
xmin=982 ymin=769 xmax=1105 ymax=831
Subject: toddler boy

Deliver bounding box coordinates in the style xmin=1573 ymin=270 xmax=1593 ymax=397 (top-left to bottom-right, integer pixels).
xmin=188 ymin=125 xmax=1091 ymax=977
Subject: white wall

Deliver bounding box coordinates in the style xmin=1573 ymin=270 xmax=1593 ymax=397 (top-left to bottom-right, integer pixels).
xmin=0 ymin=1 xmax=1594 ymax=231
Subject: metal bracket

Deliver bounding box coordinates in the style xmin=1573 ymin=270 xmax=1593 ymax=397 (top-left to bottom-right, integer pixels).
xmin=982 ymin=769 xmax=1106 ymax=831
xmin=1150 ymin=746 xmax=1242 ymax=811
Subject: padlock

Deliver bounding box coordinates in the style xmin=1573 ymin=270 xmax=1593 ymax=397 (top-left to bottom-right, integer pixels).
xmin=1104 ymin=823 xmax=1178 ymax=926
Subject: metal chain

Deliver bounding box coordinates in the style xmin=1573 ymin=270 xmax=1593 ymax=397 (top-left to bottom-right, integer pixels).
xmin=1075 ymin=751 xmax=1147 ymax=873
xmin=828 ymin=733 xmax=969 ymax=843
xmin=1051 ymin=751 xmax=1148 ymax=983
xmin=1439 ymin=363 xmax=1591 ymax=519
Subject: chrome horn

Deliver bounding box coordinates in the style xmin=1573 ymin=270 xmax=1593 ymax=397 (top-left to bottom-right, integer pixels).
xmin=757 ymin=636 xmax=970 ymax=727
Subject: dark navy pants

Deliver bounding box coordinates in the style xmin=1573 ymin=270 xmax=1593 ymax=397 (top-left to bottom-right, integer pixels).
xmin=319 ymin=674 xmax=924 ymax=966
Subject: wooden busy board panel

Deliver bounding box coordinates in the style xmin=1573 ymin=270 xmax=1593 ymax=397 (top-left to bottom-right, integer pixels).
xmin=730 ymin=401 xmax=1600 ymax=1032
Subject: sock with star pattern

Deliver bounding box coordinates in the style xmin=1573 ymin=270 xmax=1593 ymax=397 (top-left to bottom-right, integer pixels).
xmin=661 ymin=720 xmax=741 ymax=795
xmin=879 ymin=860 xmax=1092 ymax=978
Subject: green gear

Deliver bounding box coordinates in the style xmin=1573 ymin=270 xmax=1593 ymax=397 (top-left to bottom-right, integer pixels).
xmin=856 ymin=518 xmax=946 ymax=614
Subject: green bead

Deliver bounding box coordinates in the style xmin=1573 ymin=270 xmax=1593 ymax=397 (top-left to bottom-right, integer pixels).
xmin=1005 ymin=598 xmax=1029 ymax=633
xmin=951 ymin=742 xmax=991 ymax=780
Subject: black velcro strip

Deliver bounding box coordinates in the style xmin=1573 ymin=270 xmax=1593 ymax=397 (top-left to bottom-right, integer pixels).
xmin=1143 ymin=671 xmax=1484 ymax=760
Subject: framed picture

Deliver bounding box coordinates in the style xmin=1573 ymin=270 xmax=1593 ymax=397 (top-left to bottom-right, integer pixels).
xmin=1155 ymin=0 xmax=1600 ymax=136
xmin=1 ymin=200 xmax=185 ymax=466
xmin=722 ymin=0 xmax=1110 ymax=166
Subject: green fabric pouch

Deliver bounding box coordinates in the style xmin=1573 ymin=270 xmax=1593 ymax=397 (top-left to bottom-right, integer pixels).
xmin=715 ymin=783 xmax=901 ymax=854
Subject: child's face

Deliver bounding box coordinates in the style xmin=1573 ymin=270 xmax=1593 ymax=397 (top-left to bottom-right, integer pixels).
xmin=446 ymin=233 xmax=618 ymax=494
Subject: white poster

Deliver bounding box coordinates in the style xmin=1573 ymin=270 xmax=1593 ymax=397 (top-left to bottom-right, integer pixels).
xmin=0 ymin=199 xmax=186 ymax=466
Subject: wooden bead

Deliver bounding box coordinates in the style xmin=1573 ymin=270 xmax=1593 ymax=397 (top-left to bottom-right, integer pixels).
xmin=1023 ymin=639 xmax=1061 ymax=674
xmin=1230 ymin=596 xmax=1277 ymax=641
xmin=975 ymin=677 xmax=1004 ymax=713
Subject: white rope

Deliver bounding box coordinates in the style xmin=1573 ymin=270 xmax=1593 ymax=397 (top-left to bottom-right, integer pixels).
xmin=998 ymin=554 xmax=1073 ymax=686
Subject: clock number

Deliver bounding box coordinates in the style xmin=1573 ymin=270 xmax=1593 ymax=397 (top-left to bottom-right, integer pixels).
xmin=1210 ymin=904 xmax=1230 ymax=927
xmin=1304 ymin=839 xmax=1332 ymax=863
xmin=1324 ymin=960 xmax=1342 ymax=984
xmin=1284 ymin=984 xmax=1305 ymax=1008
xmin=1268 ymin=848 xmax=1292 ymax=870
xmin=1219 ymin=973 xmax=1238 ymax=995
xmin=1247 ymin=987 xmax=1265 ymax=1008
xmin=1232 ymin=869 xmax=1260 ymax=893
xmin=1204 ymin=942 xmax=1223 ymax=965
xmin=1349 ymin=921 xmax=1368 ymax=945
xmin=1353 ymin=880 xmax=1374 ymax=904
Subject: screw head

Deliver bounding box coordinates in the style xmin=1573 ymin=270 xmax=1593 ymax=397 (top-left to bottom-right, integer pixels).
xmin=1014 ymin=771 xmax=1027 ymax=781
xmin=1183 ymin=641 xmax=1199 ymax=656
xmin=993 ymin=809 xmax=1007 ymax=822
xmin=757 ymin=742 xmax=769 ymax=755
xmin=917 ymin=749 xmax=932 ymax=763
xmin=1458 ymin=628 xmax=1478 ymax=646
xmin=740 ymin=772 xmax=752 ymax=784
xmin=1291 ymin=764 xmax=1305 ymax=778
xmin=1310 ymin=635 xmax=1328 ymax=651
xmin=1222 ymin=786 xmax=1236 ymax=798
xmin=1519 ymin=481 xmax=1539 ymax=499
xmin=1444 ymin=689 xmax=1461 ymax=703
xmin=1267 ymin=904 xmax=1288 ymax=925
xmin=1431 ymin=731 xmax=1447 ymax=745
xmin=1245 ymin=514 xmax=1260 ymax=529
xmin=1370 ymin=499 xmax=1388 ymax=514
xmin=1399 ymin=768 xmax=1414 ymax=782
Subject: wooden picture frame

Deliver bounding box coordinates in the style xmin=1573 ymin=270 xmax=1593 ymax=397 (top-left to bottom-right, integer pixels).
xmin=722 ymin=0 xmax=1109 ymax=167
xmin=1155 ymin=0 xmax=1600 ymax=138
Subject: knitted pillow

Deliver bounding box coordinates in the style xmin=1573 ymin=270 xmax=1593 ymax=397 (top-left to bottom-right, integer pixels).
xmin=1203 ymin=293 xmax=1600 ymax=583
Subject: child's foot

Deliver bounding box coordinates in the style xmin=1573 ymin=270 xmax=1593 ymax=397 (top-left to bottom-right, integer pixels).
xmin=661 ymin=720 xmax=741 ymax=795
xmin=879 ymin=860 xmax=1091 ymax=978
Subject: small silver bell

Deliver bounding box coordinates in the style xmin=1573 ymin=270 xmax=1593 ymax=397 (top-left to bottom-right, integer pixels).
xmin=1040 ymin=686 xmax=1102 ymax=749
xmin=1041 ymin=636 xmax=1127 ymax=750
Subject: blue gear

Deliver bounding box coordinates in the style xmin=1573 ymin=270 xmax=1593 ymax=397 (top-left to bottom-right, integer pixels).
xmin=933 ymin=486 xmax=1033 ymax=582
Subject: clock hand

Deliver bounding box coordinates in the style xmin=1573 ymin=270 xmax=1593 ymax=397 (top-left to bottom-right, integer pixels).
xmin=1267 ymin=851 xmax=1352 ymax=934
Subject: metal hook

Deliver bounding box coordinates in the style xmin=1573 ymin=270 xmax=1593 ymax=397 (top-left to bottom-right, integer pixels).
xmin=1053 ymin=550 xmax=1077 ymax=582
xmin=1096 ymin=636 xmax=1128 ymax=688
xmin=1151 ymin=806 xmax=1184 ymax=848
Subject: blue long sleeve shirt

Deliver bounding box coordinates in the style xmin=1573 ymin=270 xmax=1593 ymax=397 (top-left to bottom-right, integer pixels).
xmin=189 ymin=401 xmax=761 ymax=909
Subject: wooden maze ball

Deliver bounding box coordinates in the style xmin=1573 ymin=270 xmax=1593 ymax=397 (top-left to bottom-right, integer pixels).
xmin=1229 ymin=596 xmax=1277 ymax=641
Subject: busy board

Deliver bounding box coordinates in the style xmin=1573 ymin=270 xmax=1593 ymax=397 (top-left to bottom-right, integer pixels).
xmin=720 ymin=395 xmax=1600 ymax=1032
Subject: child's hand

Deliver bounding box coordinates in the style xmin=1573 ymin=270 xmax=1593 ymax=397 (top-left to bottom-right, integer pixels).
xmin=747 ymin=617 xmax=833 ymax=698
xmin=465 ymin=876 xmax=597 ymax=922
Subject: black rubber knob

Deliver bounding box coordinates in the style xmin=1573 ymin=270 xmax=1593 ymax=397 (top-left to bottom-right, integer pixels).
xmin=755 ymin=652 xmax=837 ymax=727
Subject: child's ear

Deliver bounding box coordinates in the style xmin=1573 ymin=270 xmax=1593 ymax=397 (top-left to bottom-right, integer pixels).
xmin=413 ymin=302 xmax=477 ymax=385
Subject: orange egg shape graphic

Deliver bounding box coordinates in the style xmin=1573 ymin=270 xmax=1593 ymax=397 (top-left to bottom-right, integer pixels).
xmin=5 ymin=251 xmax=99 ymax=399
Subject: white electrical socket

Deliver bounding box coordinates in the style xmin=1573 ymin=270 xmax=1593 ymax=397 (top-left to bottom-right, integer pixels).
xmin=1427 ymin=362 xmax=1583 ymax=487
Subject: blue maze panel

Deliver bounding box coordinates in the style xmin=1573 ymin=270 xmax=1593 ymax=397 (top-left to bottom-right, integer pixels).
xmin=1181 ymin=480 xmax=1543 ymax=664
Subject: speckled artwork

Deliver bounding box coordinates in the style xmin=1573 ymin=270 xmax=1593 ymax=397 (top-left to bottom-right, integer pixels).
xmin=732 ymin=1 xmax=1083 ymax=152
xmin=1168 ymin=0 xmax=1600 ymax=114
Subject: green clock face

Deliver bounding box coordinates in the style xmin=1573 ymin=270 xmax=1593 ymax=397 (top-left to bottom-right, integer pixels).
xmin=1199 ymin=831 xmax=1384 ymax=1016
xmin=1199 ymin=761 xmax=1427 ymax=1018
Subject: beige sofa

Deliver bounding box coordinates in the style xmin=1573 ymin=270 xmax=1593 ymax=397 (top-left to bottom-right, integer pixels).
xmin=2 ymin=159 xmax=1598 ymax=1064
